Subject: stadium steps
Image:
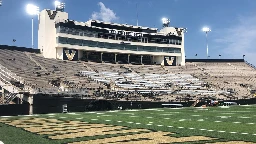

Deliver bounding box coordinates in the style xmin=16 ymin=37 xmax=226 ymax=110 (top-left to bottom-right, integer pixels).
xmin=25 ymin=52 xmax=47 ymax=72
xmin=4 ymin=93 xmax=17 ymax=104
xmin=191 ymin=99 xmax=199 ymax=107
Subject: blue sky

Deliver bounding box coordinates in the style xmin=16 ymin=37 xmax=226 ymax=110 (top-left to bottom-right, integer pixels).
xmin=0 ymin=0 xmax=255 ymax=64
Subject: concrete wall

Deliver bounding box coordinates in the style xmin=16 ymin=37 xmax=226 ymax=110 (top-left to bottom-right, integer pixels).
xmin=38 ymin=9 xmax=68 ymax=59
xmin=56 ymin=47 xmax=63 ymax=59
xmin=154 ymin=56 xmax=165 ymax=65
xmin=38 ymin=9 xmax=185 ymax=66
xmin=78 ymin=50 xmax=83 ymax=60
xmin=159 ymin=27 xmax=185 ymax=66
xmin=57 ymin=44 xmax=181 ymax=57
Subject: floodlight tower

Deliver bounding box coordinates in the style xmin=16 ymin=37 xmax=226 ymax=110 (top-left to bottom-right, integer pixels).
xmin=55 ymin=0 xmax=65 ymax=12
xmin=202 ymin=27 xmax=211 ymax=58
xmin=162 ymin=18 xmax=170 ymax=28
xmin=26 ymin=4 xmax=39 ymax=48
xmin=0 ymin=0 xmax=2 ymax=6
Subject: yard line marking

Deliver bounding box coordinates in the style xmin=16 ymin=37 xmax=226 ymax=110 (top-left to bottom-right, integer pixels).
xmin=105 ymin=120 xmax=111 ymax=122
xmin=102 ymin=115 xmax=112 ymax=117
xmin=47 ymin=114 xmax=55 ymax=115
xmin=127 ymin=122 xmax=133 ymax=124
xmin=247 ymin=123 xmax=254 ymax=125
xmin=48 ymin=116 xmax=55 ymax=117
xmin=117 ymin=121 xmax=122 ymax=123
xmin=135 ymin=123 xmax=141 ymax=125
xmin=156 ymin=110 xmax=164 ymax=111
xmin=179 ymin=119 xmax=186 ymax=121
xmin=252 ymin=134 xmax=256 ymax=136
xmin=214 ymin=121 xmax=222 ymax=123
xmin=178 ymin=127 xmax=184 ymax=129
xmin=218 ymin=131 xmax=226 ymax=133
xmin=191 ymin=115 xmax=201 ymax=116
xmin=207 ymin=130 xmax=214 ymax=132
xmin=238 ymin=116 xmax=251 ymax=119
xmin=76 ymin=117 xmax=83 ymax=120
xmin=167 ymin=126 xmax=173 ymax=128
xmin=157 ymin=125 xmax=163 ymax=127
xmin=130 ymin=116 xmax=139 ymax=117
xmin=22 ymin=114 xmax=38 ymax=117
xmin=147 ymin=124 xmax=152 ymax=125
xmin=200 ymin=129 xmax=206 ymax=131
xmin=127 ymin=109 xmax=140 ymax=111
xmin=233 ymin=122 xmax=241 ymax=123
xmin=149 ymin=122 xmax=153 ymax=123
xmin=221 ymin=113 xmax=235 ymax=115
xmin=164 ymin=118 xmax=170 ymax=119
xmin=146 ymin=117 xmax=153 ymax=118
xmin=160 ymin=114 xmax=173 ymax=116
xmin=241 ymin=133 xmax=248 ymax=135
xmin=217 ymin=115 xmax=232 ymax=118
xmin=96 ymin=113 xmax=104 ymax=115
xmin=197 ymin=119 xmax=204 ymax=121
xmin=189 ymin=128 xmax=195 ymax=130
xmin=230 ymin=132 xmax=237 ymax=134
xmin=68 ymin=113 xmax=80 ymax=115
xmin=91 ymin=119 xmax=98 ymax=121
xmin=60 ymin=117 xmax=66 ymax=119
xmin=108 ymin=110 xmax=119 ymax=113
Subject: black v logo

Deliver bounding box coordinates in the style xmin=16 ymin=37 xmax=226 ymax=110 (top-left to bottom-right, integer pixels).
xmin=65 ymin=50 xmax=76 ymax=61
xmin=46 ymin=10 xmax=58 ymax=20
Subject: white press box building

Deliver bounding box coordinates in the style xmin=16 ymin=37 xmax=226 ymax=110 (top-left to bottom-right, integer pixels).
xmin=38 ymin=9 xmax=186 ymax=66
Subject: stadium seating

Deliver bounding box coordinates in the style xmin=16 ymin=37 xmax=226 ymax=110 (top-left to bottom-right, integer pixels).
xmin=0 ymin=47 xmax=255 ymax=104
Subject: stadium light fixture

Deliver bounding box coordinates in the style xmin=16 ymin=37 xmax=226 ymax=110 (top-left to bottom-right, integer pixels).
xmin=55 ymin=0 xmax=65 ymax=12
xmin=0 ymin=0 xmax=2 ymax=6
xmin=162 ymin=17 xmax=170 ymax=27
xmin=202 ymin=27 xmax=211 ymax=59
xmin=54 ymin=0 xmax=61 ymax=8
xmin=26 ymin=4 xmax=39 ymax=49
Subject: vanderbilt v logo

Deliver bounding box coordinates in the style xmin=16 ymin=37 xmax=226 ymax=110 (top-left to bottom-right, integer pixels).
xmin=46 ymin=10 xmax=58 ymax=20
xmin=65 ymin=50 xmax=76 ymax=61
xmin=165 ymin=57 xmax=174 ymax=65
xmin=175 ymin=28 xmax=182 ymax=36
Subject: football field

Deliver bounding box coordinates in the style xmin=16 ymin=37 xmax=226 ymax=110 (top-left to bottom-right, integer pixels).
xmin=0 ymin=105 xmax=256 ymax=144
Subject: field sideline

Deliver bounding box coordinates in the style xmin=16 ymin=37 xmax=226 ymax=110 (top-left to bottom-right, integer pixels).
xmin=0 ymin=105 xmax=256 ymax=144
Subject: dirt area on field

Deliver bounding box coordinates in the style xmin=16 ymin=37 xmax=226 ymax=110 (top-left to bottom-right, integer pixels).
xmin=0 ymin=117 xmax=215 ymax=143
xmin=69 ymin=131 xmax=215 ymax=144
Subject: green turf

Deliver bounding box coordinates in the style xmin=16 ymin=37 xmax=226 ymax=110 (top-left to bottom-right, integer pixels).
xmin=0 ymin=105 xmax=256 ymax=144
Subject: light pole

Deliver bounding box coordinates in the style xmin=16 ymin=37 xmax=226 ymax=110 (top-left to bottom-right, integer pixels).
xmin=202 ymin=27 xmax=211 ymax=59
xmin=26 ymin=4 xmax=39 ymax=49
xmin=219 ymin=54 xmax=221 ymax=59
xmin=0 ymin=0 xmax=2 ymax=6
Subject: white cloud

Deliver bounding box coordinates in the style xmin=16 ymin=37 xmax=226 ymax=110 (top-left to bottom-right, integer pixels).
xmin=213 ymin=14 xmax=256 ymax=65
xmin=91 ymin=2 xmax=118 ymax=22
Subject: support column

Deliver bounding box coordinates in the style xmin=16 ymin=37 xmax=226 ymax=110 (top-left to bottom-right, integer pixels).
xmin=86 ymin=52 xmax=89 ymax=60
xmin=153 ymin=56 xmax=155 ymax=65
xmin=1 ymin=88 xmax=4 ymax=104
xmin=141 ymin=55 xmax=143 ymax=65
xmin=115 ymin=54 xmax=117 ymax=63
xmin=28 ymin=95 xmax=33 ymax=115
xmin=101 ymin=52 xmax=103 ymax=63
xmin=128 ymin=54 xmax=130 ymax=64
